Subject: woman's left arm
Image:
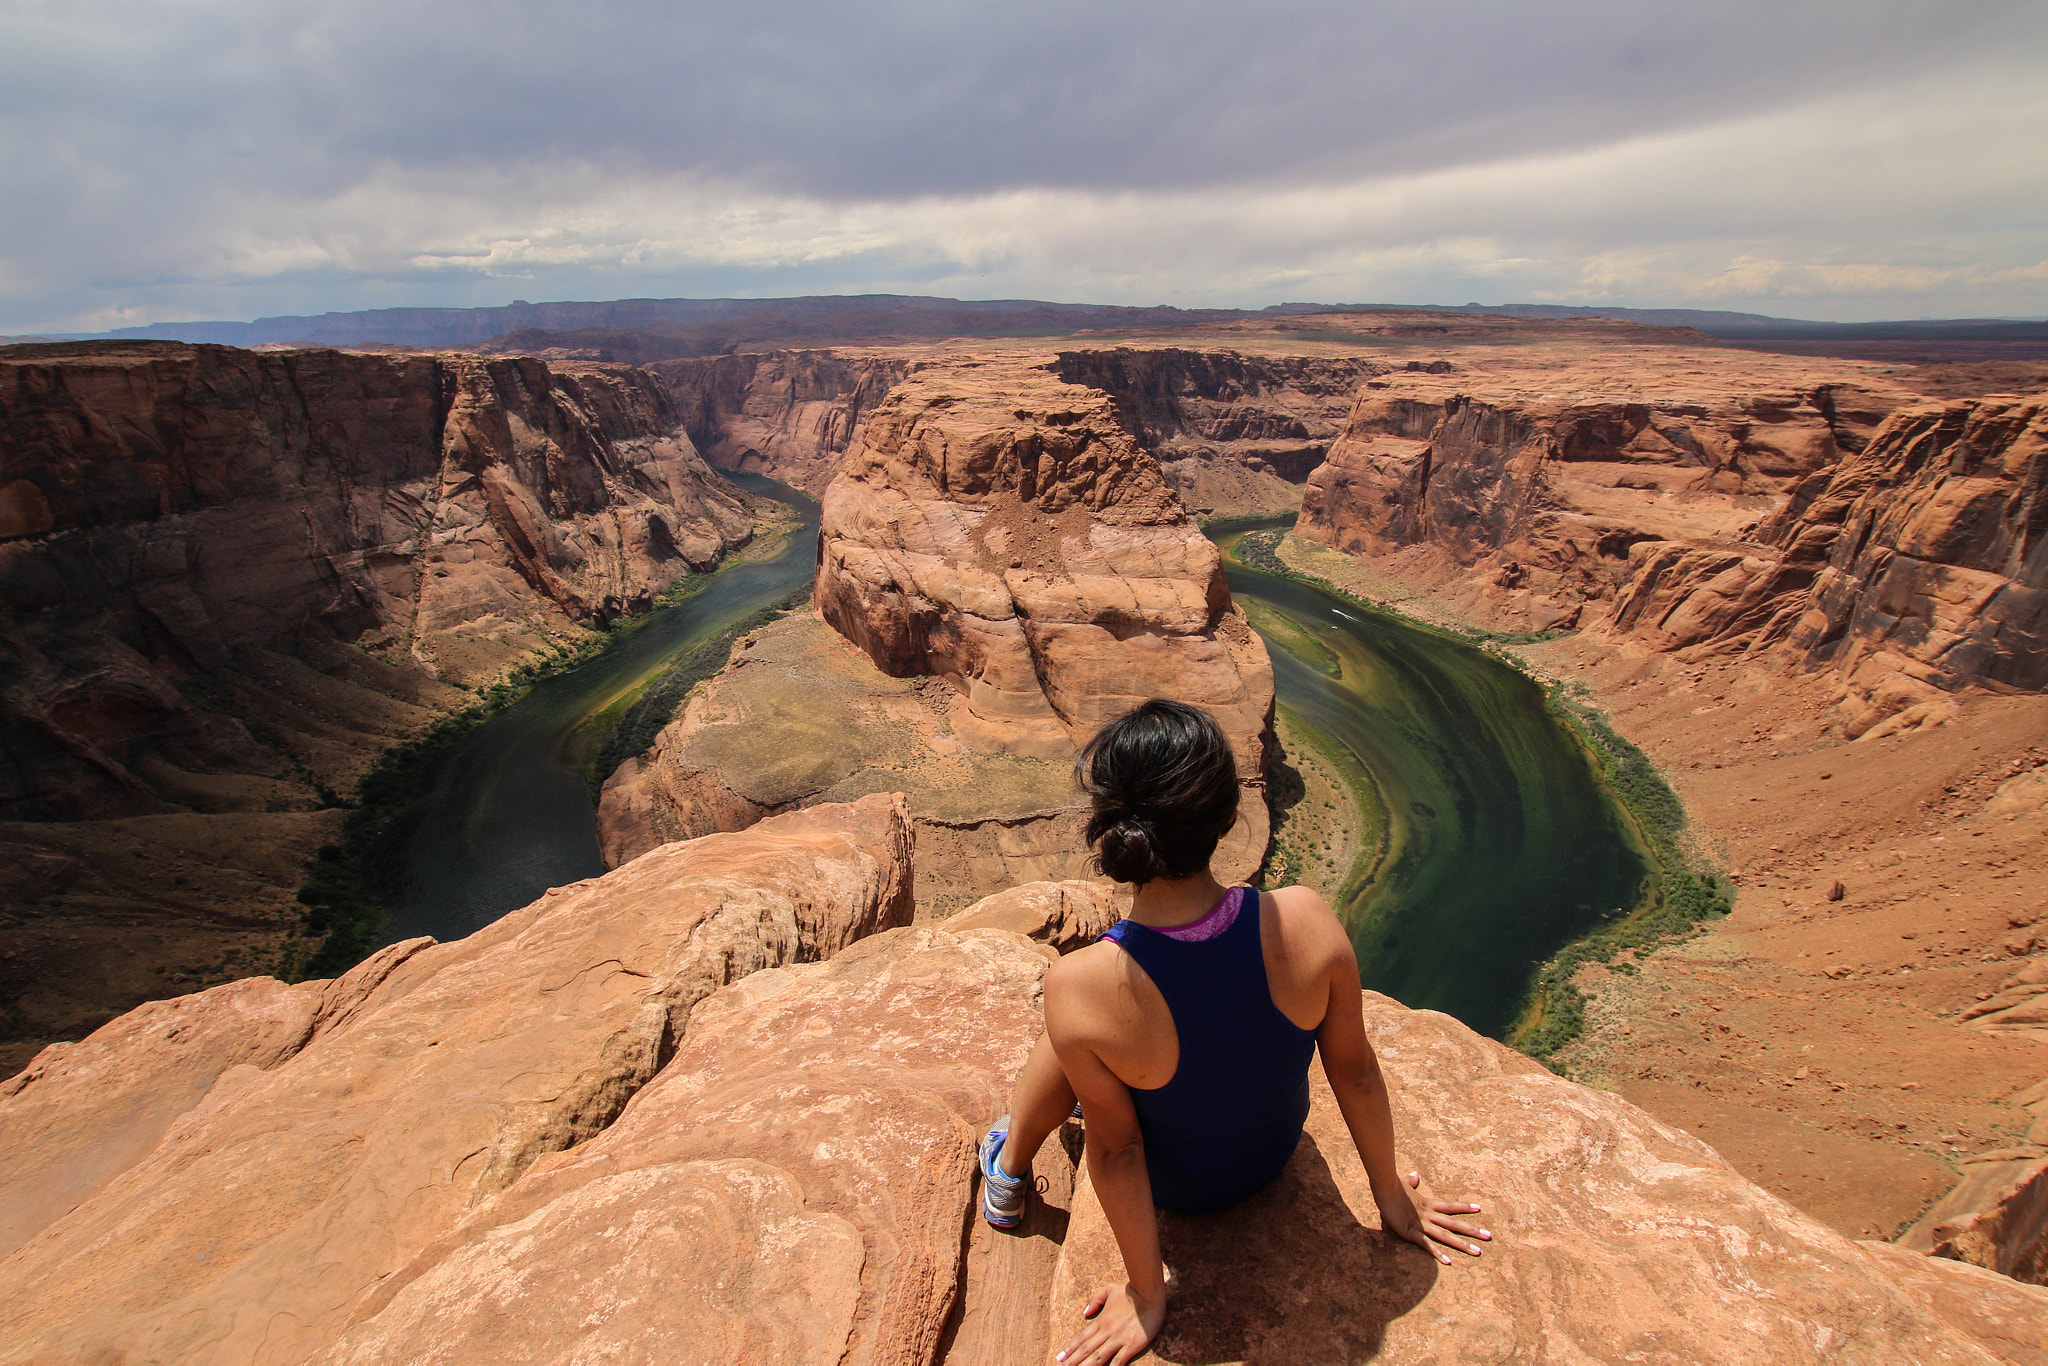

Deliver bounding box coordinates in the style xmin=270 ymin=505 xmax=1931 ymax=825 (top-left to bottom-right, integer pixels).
xmin=1314 ymin=942 xmax=1492 ymax=1265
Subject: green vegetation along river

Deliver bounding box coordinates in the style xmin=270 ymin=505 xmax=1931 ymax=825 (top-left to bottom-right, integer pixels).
xmin=375 ymin=473 xmax=819 ymax=947
xmin=1216 ymin=526 xmax=1652 ymax=1039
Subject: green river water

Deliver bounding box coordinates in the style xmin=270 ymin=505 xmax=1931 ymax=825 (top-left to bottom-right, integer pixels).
xmin=377 ymin=473 xmax=820 ymax=947
xmin=373 ymin=491 xmax=1647 ymax=1042
xmin=1217 ymin=528 xmax=1651 ymax=1039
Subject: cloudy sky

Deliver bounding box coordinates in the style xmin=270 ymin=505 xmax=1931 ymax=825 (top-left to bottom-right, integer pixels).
xmin=3 ymin=0 xmax=2044 ymax=332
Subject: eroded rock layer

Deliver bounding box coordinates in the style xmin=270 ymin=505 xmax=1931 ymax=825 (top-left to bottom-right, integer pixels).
xmin=814 ymin=361 xmax=1275 ymax=875
xmin=3 ymin=836 xmax=2043 ymax=1363
xmin=1050 ymin=348 xmax=1382 ymax=519
xmin=653 ymin=349 xmax=910 ymax=494
xmin=1610 ymin=395 xmax=2046 ymax=735
xmin=595 ymin=613 xmax=1096 ymax=918
xmin=0 ymin=341 xmax=756 ymax=822
xmin=0 ymin=795 xmax=913 ymax=1364
xmin=1299 ymin=369 xmax=1899 ymax=598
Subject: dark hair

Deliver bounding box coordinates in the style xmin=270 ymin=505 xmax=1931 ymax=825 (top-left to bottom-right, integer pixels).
xmin=1079 ymin=699 xmax=1239 ymax=885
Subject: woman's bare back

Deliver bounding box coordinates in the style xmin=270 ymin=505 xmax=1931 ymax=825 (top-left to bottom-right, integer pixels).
xmin=1047 ymin=885 xmax=1353 ymax=1092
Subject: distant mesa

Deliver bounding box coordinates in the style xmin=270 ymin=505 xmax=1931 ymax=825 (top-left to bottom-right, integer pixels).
xmin=11 ymin=292 xmax=2046 ymax=364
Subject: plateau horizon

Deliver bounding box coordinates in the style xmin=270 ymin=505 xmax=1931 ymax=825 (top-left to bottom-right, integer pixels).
xmin=9 ymin=293 xmax=2048 ymax=358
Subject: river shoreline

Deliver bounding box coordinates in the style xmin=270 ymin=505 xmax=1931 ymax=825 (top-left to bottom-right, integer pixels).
xmin=1212 ymin=525 xmax=1654 ymax=1043
xmin=1259 ymin=531 xmax=2048 ymax=1246
xmin=289 ymin=475 xmax=817 ymax=978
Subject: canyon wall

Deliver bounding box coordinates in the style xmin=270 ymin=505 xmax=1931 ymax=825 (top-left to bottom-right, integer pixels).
xmin=0 ymin=796 xmax=916 ymax=1361
xmin=1050 ymin=348 xmax=1382 ymax=518
xmin=594 ymin=611 xmax=1101 ymax=917
xmin=1299 ymin=372 xmax=1899 ymax=599
xmin=1288 ymin=353 xmax=2047 ymax=728
xmin=652 ymin=349 xmax=910 ymax=494
xmin=650 ymin=344 xmax=1379 ymax=518
xmin=0 ymin=340 xmax=760 ymax=1067
xmin=3 ymin=810 xmax=2043 ymax=1362
xmin=0 ymin=340 xmax=756 ymax=822
xmin=1608 ymin=395 xmax=2045 ymax=735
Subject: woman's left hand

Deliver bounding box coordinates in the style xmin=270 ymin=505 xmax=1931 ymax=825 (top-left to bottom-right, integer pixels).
xmin=1378 ymin=1169 xmax=1491 ymax=1265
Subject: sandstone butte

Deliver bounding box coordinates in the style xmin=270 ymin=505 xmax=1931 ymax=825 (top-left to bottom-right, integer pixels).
xmin=3 ymin=806 xmax=2046 ymax=1364
xmin=597 ymin=360 xmax=1276 ymax=895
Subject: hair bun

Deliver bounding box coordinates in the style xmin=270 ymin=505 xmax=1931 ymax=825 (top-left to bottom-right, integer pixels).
xmin=1094 ymin=816 xmax=1167 ymax=886
xmin=1078 ymin=699 xmax=1241 ymax=886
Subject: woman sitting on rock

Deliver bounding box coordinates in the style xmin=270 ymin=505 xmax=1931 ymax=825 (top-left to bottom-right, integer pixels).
xmin=979 ymin=699 xmax=1489 ymax=1366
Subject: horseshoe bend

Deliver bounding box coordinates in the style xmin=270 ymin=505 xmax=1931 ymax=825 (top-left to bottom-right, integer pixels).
xmin=3 ymin=310 xmax=2047 ymax=1360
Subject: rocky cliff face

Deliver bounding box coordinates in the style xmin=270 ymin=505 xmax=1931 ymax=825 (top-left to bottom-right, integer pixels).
xmin=594 ymin=612 xmax=1099 ymax=917
xmin=0 ymin=341 xmax=756 ymax=822
xmin=652 ymin=349 xmax=910 ymax=494
xmin=650 ymin=344 xmax=1381 ymax=518
xmin=1609 ymin=395 xmax=2046 ymax=735
xmin=1299 ymin=374 xmax=1898 ymax=594
xmin=4 ymin=820 xmax=2043 ymax=1363
xmin=814 ymin=361 xmax=1275 ymax=871
xmin=0 ymin=340 xmax=761 ymax=1069
xmin=1049 ymin=348 xmax=1382 ymax=519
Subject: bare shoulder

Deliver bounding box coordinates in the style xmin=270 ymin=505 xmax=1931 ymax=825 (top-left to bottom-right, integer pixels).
xmin=1047 ymin=939 xmax=1122 ymax=993
xmin=1266 ymin=885 xmax=1356 ymax=966
xmin=1268 ymin=884 xmax=1347 ymax=939
xmin=1044 ymin=940 xmax=1124 ymax=1024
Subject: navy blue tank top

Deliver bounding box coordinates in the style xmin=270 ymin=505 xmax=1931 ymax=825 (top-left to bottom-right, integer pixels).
xmin=1099 ymin=888 xmax=1318 ymax=1214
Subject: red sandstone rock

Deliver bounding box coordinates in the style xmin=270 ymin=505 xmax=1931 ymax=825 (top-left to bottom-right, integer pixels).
xmin=1860 ymin=1241 xmax=2048 ymax=1365
xmin=1298 ymin=377 xmax=1894 ymax=590
xmin=1047 ymin=348 xmax=1381 ymax=519
xmin=0 ymin=795 xmax=913 ymax=1364
xmin=0 ymin=341 xmax=757 ymax=822
xmin=1047 ymin=992 xmax=2048 ymax=1363
xmin=939 ymin=877 xmax=1123 ymax=953
xmin=5 ymin=817 xmax=2045 ymax=1362
xmin=0 ymin=943 xmax=421 ymax=1259
xmin=654 ymin=349 xmax=910 ymax=494
xmin=813 ymin=363 xmax=1274 ymax=876
xmin=317 ymin=924 xmax=1048 ymax=1365
xmin=1607 ymin=395 xmax=2046 ymax=734
xmin=592 ymin=613 xmax=1097 ymax=917
xmin=1918 ymin=1155 xmax=2048 ymax=1285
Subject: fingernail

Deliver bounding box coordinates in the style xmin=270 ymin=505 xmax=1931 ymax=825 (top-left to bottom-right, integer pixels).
xmin=1480 ymin=1230 xmax=1492 ymax=1239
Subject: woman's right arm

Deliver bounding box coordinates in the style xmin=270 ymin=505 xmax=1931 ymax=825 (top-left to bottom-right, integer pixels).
xmin=1044 ymin=954 xmax=1167 ymax=1366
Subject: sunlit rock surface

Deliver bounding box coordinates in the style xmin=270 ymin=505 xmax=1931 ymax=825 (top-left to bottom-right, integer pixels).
xmin=1609 ymin=395 xmax=2046 ymax=734
xmin=5 ymin=819 xmax=2043 ymax=1362
xmin=0 ymin=795 xmax=911 ymax=1364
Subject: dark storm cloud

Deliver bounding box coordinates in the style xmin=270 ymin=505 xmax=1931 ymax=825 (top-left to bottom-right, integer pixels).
xmin=1 ymin=0 xmax=2044 ymax=329
xmin=10 ymin=0 xmax=2038 ymax=195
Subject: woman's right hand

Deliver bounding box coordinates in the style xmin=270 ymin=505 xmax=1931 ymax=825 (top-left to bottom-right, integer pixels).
xmin=1055 ymin=1279 xmax=1166 ymax=1366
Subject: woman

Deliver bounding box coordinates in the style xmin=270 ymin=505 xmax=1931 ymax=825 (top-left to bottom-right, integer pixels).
xmin=978 ymin=700 xmax=1490 ymax=1366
